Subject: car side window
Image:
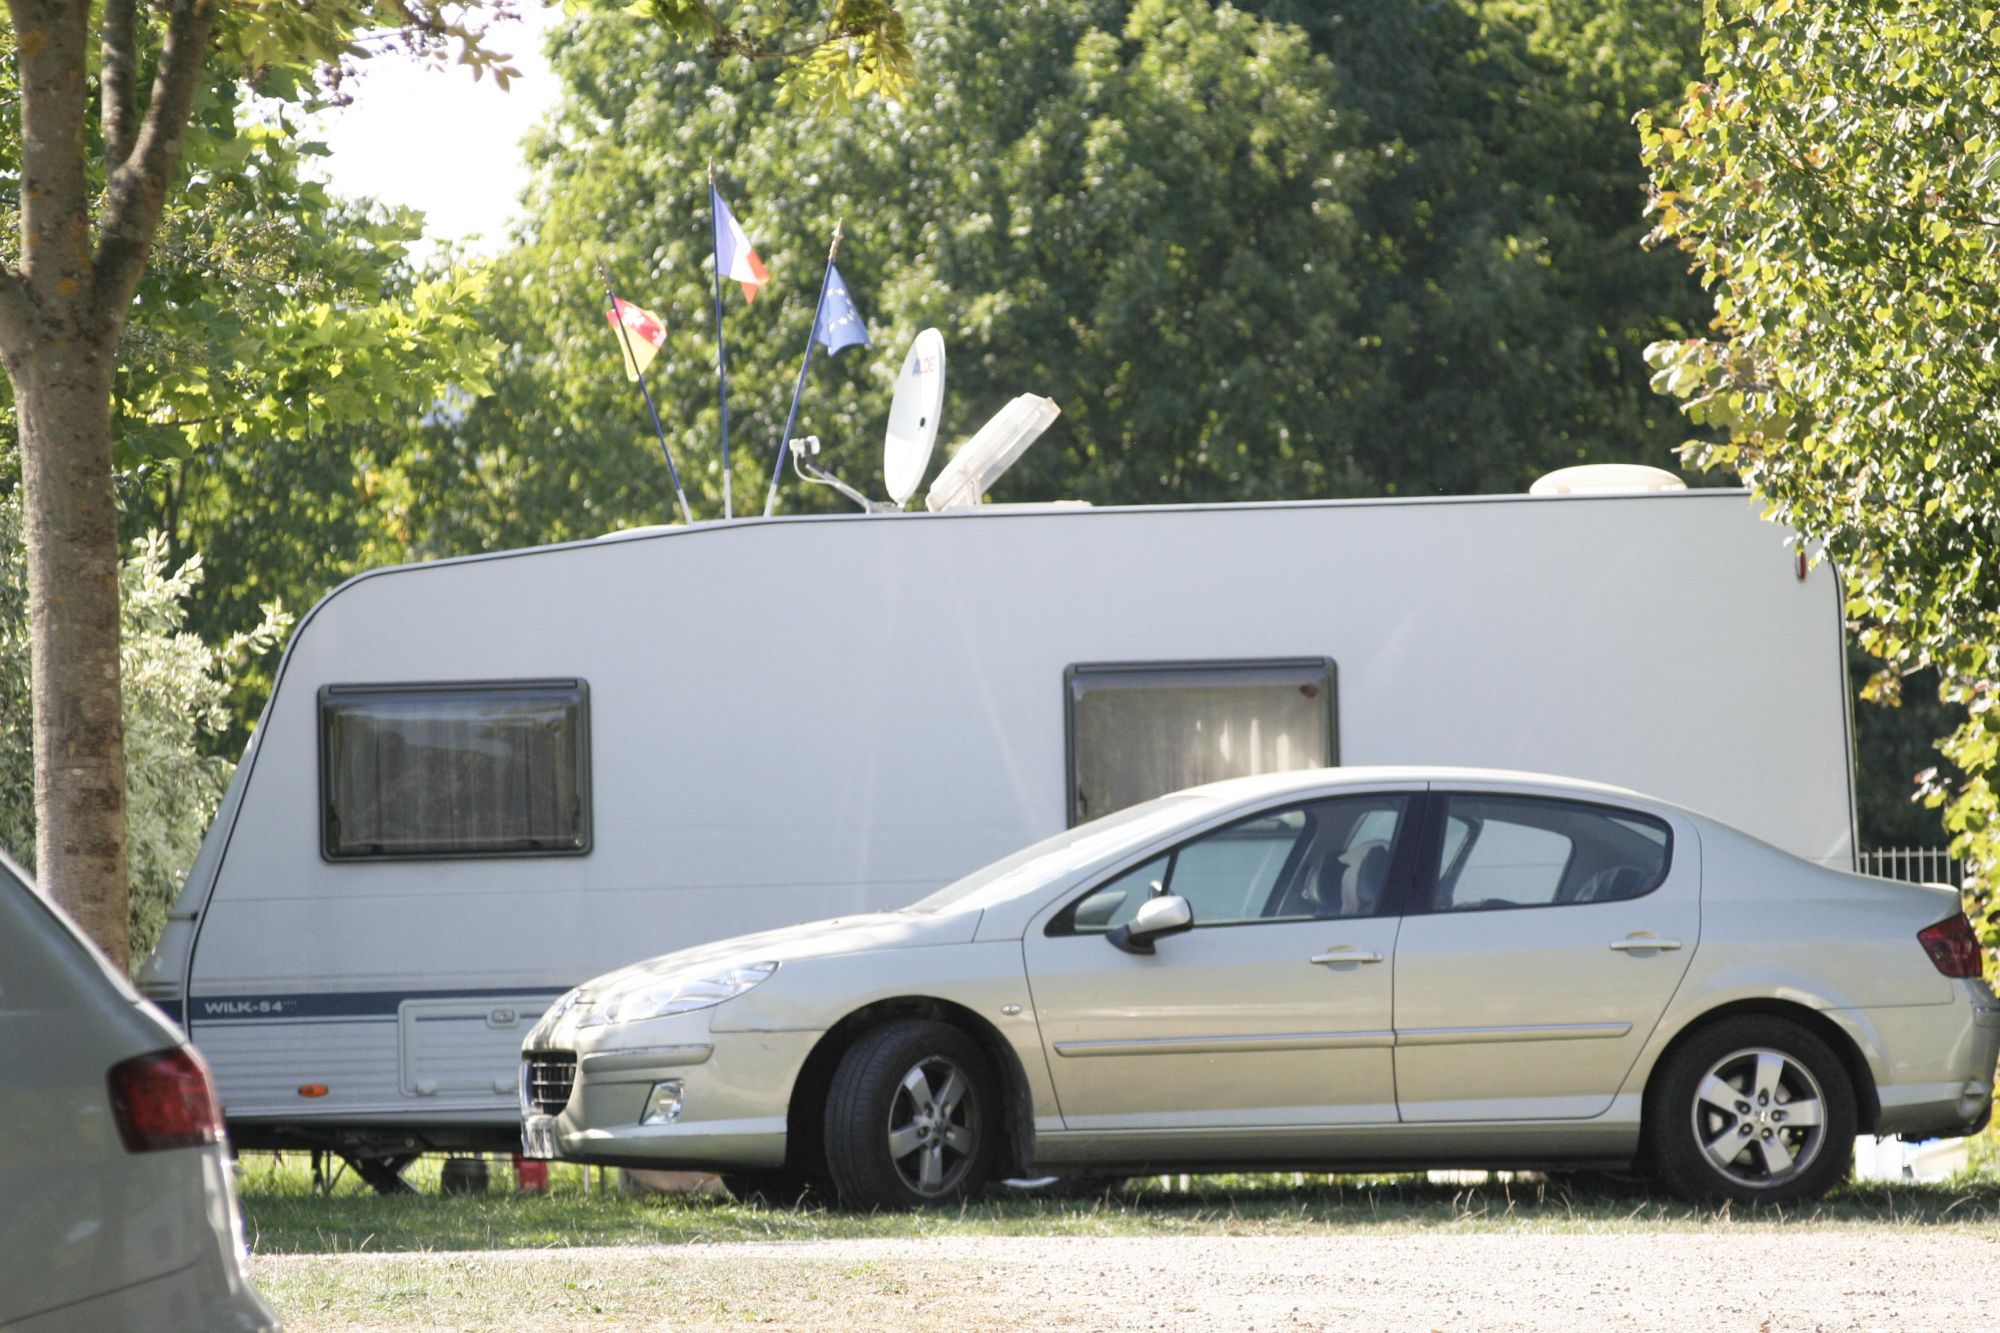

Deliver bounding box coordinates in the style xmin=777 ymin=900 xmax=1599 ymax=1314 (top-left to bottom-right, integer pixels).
xmin=1050 ymin=794 xmax=1410 ymax=934
xmin=1168 ymin=810 xmax=1307 ymax=923
xmin=1429 ymin=795 xmax=1671 ymax=913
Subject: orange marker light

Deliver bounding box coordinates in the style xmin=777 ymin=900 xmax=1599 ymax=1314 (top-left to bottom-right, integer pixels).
xmin=297 ymin=1084 xmax=329 ymax=1099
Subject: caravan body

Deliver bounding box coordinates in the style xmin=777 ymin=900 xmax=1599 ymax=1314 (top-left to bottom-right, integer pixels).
xmin=141 ymin=491 xmax=1855 ymax=1156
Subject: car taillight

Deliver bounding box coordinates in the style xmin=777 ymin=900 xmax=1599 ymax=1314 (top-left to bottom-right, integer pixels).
xmin=108 ymin=1045 xmax=223 ymax=1153
xmin=1917 ymin=914 xmax=1985 ymax=980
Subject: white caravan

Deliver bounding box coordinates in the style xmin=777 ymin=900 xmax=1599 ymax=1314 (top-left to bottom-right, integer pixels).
xmin=139 ymin=489 xmax=1855 ymax=1185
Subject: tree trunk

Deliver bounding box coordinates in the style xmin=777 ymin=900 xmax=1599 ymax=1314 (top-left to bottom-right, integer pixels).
xmin=2 ymin=0 xmax=212 ymax=971
xmin=12 ymin=338 xmax=130 ymax=970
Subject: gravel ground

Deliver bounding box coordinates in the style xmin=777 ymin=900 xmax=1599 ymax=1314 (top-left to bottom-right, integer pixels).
xmin=258 ymin=1230 xmax=2000 ymax=1331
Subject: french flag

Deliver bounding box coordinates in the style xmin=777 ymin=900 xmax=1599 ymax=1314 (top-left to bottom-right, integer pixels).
xmin=712 ymin=186 xmax=771 ymax=303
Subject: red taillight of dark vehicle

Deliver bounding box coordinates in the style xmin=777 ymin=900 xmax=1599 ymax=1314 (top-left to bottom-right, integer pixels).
xmin=108 ymin=1046 xmax=223 ymax=1153
xmin=1917 ymin=914 xmax=1985 ymax=980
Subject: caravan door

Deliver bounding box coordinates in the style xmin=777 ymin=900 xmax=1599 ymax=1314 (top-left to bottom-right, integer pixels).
xmin=1022 ymin=792 xmax=1414 ymax=1131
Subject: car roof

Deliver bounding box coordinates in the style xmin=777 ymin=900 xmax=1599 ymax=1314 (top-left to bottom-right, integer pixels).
xmin=1181 ymin=765 xmax=1654 ymax=806
xmin=0 ymin=846 xmax=148 ymax=1006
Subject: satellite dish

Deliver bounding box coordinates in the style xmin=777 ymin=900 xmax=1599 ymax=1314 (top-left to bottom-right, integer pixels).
xmin=883 ymin=328 xmax=946 ymax=507
xmin=925 ymin=395 xmax=1062 ymax=512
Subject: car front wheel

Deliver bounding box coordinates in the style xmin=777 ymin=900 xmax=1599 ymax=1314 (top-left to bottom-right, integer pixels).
xmin=824 ymin=1019 xmax=997 ymax=1211
xmin=1649 ymin=1015 xmax=1856 ymax=1205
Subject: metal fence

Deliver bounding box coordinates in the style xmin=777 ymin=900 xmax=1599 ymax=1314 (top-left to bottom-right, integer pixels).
xmin=1858 ymin=846 xmax=1965 ymax=888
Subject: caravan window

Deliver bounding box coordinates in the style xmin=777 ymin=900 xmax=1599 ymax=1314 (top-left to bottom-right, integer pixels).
xmin=319 ymin=680 xmax=591 ymax=860
xmin=1065 ymin=659 xmax=1337 ymax=825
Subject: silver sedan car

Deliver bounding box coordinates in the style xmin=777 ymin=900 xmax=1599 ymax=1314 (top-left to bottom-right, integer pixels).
xmin=521 ymin=769 xmax=2000 ymax=1210
xmin=0 ymin=851 xmax=277 ymax=1331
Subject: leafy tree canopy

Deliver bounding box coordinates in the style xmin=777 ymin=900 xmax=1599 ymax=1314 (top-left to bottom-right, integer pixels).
xmin=1641 ymin=0 xmax=2000 ymax=936
xmin=0 ymin=31 xmax=497 ymax=470
xmin=1256 ymin=0 xmax=1710 ymax=491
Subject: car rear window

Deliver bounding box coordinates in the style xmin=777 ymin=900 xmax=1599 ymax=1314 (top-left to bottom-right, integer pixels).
xmin=1428 ymin=795 xmax=1672 ymax=913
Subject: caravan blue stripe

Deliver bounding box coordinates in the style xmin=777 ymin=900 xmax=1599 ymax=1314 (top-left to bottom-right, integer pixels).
xmin=185 ymin=986 xmax=567 ymax=1023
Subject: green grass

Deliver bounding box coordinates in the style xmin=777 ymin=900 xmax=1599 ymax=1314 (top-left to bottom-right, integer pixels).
xmin=238 ymin=1152 xmax=2000 ymax=1255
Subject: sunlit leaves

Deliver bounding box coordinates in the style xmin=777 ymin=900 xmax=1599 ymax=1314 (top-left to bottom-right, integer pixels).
xmin=1642 ymin=0 xmax=2000 ymax=947
xmin=633 ymin=0 xmax=914 ymax=106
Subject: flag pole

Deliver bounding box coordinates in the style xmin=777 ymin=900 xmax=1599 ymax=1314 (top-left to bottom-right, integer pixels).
xmin=599 ymin=262 xmax=694 ymax=526
xmin=765 ymin=220 xmax=843 ymax=517
xmin=708 ymin=162 xmax=734 ymax=520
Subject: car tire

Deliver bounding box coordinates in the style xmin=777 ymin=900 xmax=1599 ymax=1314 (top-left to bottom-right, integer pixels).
xmin=1648 ymin=1015 xmax=1856 ymax=1206
xmin=720 ymin=1170 xmax=827 ymax=1209
xmin=823 ymin=1019 xmax=998 ymax=1211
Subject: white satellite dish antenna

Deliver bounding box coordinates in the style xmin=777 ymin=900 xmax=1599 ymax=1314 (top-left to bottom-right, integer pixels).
xmin=883 ymin=328 xmax=946 ymax=507
xmin=925 ymin=395 xmax=1062 ymax=512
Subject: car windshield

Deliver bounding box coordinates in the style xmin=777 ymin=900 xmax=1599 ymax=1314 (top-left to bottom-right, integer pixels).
xmin=903 ymin=794 xmax=1211 ymax=916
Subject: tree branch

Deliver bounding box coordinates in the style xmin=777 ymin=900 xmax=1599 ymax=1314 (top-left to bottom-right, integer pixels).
xmin=100 ymin=0 xmax=139 ymax=170
xmin=8 ymin=0 xmax=94 ymax=308
xmin=94 ymin=0 xmax=216 ymax=314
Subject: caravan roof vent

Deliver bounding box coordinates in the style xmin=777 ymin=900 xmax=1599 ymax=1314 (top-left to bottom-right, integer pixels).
xmin=1529 ymin=464 xmax=1686 ymax=496
xmin=595 ymin=524 xmax=680 ymax=541
xmin=925 ymin=395 xmax=1061 ymax=512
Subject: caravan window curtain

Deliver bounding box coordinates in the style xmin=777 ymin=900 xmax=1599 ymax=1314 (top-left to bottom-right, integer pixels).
xmin=1066 ymin=659 xmax=1337 ymax=825
xmin=320 ymin=680 xmax=591 ymax=860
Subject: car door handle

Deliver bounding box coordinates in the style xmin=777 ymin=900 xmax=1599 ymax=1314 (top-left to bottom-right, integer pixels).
xmin=1608 ymin=936 xmax=1683 ymax=952
xmin=1311 ymin=948 xmax=1384 ymax=965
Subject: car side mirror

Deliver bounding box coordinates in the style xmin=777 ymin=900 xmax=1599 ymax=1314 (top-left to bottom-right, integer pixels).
xmin=1107 ymin=894 xmax=1194 ymax=955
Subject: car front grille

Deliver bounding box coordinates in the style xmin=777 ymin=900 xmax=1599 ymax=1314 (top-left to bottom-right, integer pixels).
xmin=523 ymin=1052 xmax=578 ymax=1115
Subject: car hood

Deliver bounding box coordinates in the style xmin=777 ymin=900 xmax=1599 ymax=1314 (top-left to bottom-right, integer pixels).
xmin=578 ymin=908 xmax=982 ymax=995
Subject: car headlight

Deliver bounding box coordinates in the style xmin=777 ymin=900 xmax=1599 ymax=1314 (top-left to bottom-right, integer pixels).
xmin=578 ymin=961 xmax=779 ymax=1028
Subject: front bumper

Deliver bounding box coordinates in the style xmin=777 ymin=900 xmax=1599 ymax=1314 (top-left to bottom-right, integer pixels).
xmin=520 ymin=1014 xmax=822 ymax=1171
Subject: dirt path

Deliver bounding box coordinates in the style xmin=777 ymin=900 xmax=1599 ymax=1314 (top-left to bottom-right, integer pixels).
xmin=258 ymin=1231 xmax=2000 ymax=1331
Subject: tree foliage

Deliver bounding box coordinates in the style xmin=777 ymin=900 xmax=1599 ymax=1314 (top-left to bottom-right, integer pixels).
xmin=641 ymin=0 xmax=914 ymax=105
xmin=1258 ymin=0 xmax=1711 ymax=491
xmin=1640 ymin=0 xmax=2000 ymax=940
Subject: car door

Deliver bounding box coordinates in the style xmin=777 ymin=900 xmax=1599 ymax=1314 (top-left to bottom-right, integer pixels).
xmin=1392 ymin=790 xmax=1699 ymax=1121
xmin=1022 ymin=791 xmax=1416 ymax=1131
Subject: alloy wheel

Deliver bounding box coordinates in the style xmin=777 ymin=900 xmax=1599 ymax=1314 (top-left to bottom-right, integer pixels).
xmin=884 ymin=1055 xmax=980 ymax=1197
xmin=1688 ymin=1046 xmax=1827 ymax=1189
